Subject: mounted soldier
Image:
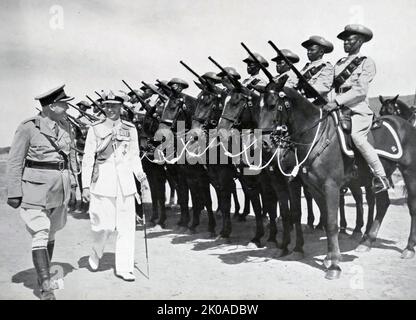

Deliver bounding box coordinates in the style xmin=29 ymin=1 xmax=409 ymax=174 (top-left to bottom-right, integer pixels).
xmin=298 ymin=35 xmax=334 ymax=99
xmin=271 ymin=48 xmax=300 ymax=86
xmin=242 ymin=52 xmax=268 ymax=90
xmin=323 ymin=24 xmax=390 ymax=193
xmin=6 ymin=85 xmax=77 ymax=299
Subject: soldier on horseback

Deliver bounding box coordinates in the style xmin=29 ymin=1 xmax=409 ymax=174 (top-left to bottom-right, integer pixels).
xmin=323 ymin=24 xmax=390 ymax=193
xmin=271 ymin=48 xmax=299 ymax=85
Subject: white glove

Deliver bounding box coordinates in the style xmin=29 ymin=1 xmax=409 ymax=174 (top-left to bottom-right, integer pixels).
xmin=140 ymin=178 xmax=152 ymax=203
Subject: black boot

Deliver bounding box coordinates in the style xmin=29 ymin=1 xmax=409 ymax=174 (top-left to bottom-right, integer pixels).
xmin=32 ymin=249 xmax=56 ymax=300
xmin=47 ymin=241 xmax=55 ymax=262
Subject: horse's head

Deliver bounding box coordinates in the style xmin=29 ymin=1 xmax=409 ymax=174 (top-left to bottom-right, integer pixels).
xmin=158 ymin=94 xmax=186 ymax=131
xmin=192 ymin=89 xmax=224 ymax=131
xmin=379 ymin=94 xmax=414 ymax=121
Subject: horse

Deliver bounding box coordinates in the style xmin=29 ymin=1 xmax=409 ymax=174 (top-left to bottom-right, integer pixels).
xmin=270 ymin=81 xmax=416 ymax=279
xmin=379 ymin=94 xmax=416 ymax=126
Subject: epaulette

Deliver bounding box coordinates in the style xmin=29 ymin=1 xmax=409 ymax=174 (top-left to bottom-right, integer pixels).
xmin=22 ymin=115 xmax=40 ymax=126
xmin=336 ymin=57 xmax=347 ymax=65
xmin=91 ymin=118 xmax=106 ymax=126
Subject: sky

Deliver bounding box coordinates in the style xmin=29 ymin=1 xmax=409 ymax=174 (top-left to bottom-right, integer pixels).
xmin=1 ymin=0 xmax=415 ymax=146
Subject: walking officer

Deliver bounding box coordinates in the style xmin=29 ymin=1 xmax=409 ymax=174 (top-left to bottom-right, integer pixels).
xmin=81 ymin=90 xmax=150 ymax=281
xmin=324 ymin=24 xmax=390 ymax=193
xmin=6 ymin=85 xmax=77 ymax=300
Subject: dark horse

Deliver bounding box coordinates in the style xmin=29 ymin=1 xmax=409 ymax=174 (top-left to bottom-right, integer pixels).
xmin=271 ymin=82 xmax=416 ymax=279
xmin=380 ymin=94 xmax=416 ymax=127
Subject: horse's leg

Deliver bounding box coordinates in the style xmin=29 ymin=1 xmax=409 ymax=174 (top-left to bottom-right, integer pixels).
xmin=260 ymin=171 xmax=278 ymax=245
xmin=217 ymin=166 xmax=233 ymax=239
xmin=398 ymin=167 xmax=416 ymax=259
xmin=287 ymin=177 xmax=304 ymax=259
xmin=339 ymin=187 xmax=347 ymax=234
xmin=175 ymin=165 xmax=190 ymax=230
xmin=166 ymin=164 xmax=177 ymax=207
xmin=201 ymin=169 xmax=216 ymax=236
xmin=356 ymin=190 xmax=390 ymax=252
xmin=231 ymin=179 xmax=241 ymax=218
xmin=240 ymin=174 xmax=264 ymax=247
xmin=350 ymin=185 xmax=364 ymax=238
xmin=239 ymin=176 xmax=251 ymax=220
xmin=364 ymin=185 xmax=375 ymax=235
xmin=311 ymin=179 xmax=342 ymax=279
xmin=303 ymin=184 xmax=315 ymax=230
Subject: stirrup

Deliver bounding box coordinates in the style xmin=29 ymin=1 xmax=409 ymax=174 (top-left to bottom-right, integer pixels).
xmin=371 ymin=176 xmax=390 ymax=194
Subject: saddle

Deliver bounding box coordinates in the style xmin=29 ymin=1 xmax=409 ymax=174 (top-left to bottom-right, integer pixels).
xmin=332 ymin=111 xmax=403 ymax=160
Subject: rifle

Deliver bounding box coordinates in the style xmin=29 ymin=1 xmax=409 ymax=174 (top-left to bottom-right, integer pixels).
xmin=179 ymin=60 xmax=219 ymax=95
xmin=86 ymin=95 xmax=107 ymax=115
xmin=68 ymin=103 xmax=99 ymax=122
xmin=66 ymin=112 xmax=86 ymax=129
xmin=240 ymin=42 xmax=274 ymax=82
xmin=156 ymin=79 xmax=173 ymax=96
xmin=122 ymin=80 xmax=152 ymax=113
xmin=268 ymin=40 xmax=327 ymax=105
xmin=141 ymin=81 xmax=168 ymax=102
xmin=208 ymin=56 xmax=244 ymax=92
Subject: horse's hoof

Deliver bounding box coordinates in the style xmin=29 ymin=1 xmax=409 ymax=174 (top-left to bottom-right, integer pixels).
xmin=339 ymin=228 xmax=348 ymax=235
xmin=279 ymin=248 xmax=290 ymax=257
xmin=325 ymin=266 xmax=342 ymax=280
xmin=249 ymin=239 xmax=262 ymax=248
xmin=208 ymin=232 xmax=216 ymax=239
xmin=151 ymin=224 xmax=164 ymax=232
xmin=214 ymin=235 xmax=231 ymax=244
xmin=284 ymin=251 xmax=305 ymax=261
xmin=246 ymin=242 xmax=259 ymax=250
xmin=401 ymin=249 xmax=416 ymax=259
xmin=177 ymin=226 xmax=188 ymax=233
xmin=187 ymin=228 xmax=197 ymax=235
xmin=265 ymin=241 xmax=278 ymax=249
xmin=147 ymin=221 xmax=157 ymax=228
xmin=323 ymin=258 xmax=332 ymax=269
xmin=238 ymin=215 xmax=247 ymax=222
xmin=304 ymin=225 xmax=315 ymax=233
xmin=355 ymin=244 xmax=371 ymax=252
xmin=350 ymin=232 xmax=363 ymax=241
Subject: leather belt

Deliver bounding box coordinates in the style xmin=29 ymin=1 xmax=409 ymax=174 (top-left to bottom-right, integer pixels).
xmin=25 ymin=159 xmax=68 ymax=171
xmin=336 ymin=87 xmax=352 ymax=94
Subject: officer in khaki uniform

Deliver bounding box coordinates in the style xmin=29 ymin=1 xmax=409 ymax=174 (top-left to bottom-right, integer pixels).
xmin=82 ymin=90 xmax=150 ymax=282
xmin=324 ymin=24 xmax=390 ymax=193
xmin=271 ymin=49 xmax=300 ymax=86
xmin=299 ymin=35 xmax=334 ymax=99
xmin=6 ymin=85 xmax=76 ymax=300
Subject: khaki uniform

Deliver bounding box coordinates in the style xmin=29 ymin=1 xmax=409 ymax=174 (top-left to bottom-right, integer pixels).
xmin=300 ymin=59 xmax=334 ymax=97
xmin=6 ymin=115 xmax=76 ymax=249
xmin=332 ymin=53 xmax=385 ymax=176
xmin=242 ymin=74 xmax=268 ymax=87
xmin=82 ymin=118 xmax=148 ymax=273
xmin=273 ymin=70 xmax=298 ymax=87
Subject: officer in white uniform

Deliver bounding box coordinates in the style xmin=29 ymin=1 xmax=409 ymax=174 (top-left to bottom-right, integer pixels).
xmin=82 ymin=90 xmax=150 ymax=281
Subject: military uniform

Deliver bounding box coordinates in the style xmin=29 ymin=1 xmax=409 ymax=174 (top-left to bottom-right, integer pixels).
xmin=271 ymin=49 xmax=300 ymax=87
xmin=82 ymin=94 xmax=149 ymax=279
xmin=331 ymin=24 xmax=387 ymax=185
xmin=6 ymin=85 xmax=76 ymax=299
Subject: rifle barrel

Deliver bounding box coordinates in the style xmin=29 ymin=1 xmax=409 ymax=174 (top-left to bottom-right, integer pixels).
xmin=240 ymin=42 xmax=274 ymax=81
xmin=268 ymin=40 xmax=326 ymax=104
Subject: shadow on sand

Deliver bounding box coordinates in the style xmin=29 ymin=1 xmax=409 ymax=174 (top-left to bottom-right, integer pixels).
xmin=12 ymin=262 xmax=75 ymax=299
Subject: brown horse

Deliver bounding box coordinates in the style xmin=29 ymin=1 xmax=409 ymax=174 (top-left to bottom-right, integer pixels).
xmin=379 ymin=94 xmax=416 ymax=126
xmin=271 ymin=82 xmax=416 ymax=279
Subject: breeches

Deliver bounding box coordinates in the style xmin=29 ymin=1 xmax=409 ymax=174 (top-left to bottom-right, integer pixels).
xmin=351 ymin=112 xmax=386 ymax=176
xmin=20 ymin=205 xmax=67 ymax=250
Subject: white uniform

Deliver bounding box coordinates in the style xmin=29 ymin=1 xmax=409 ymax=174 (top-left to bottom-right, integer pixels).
xmin=82 ymin=118 xmax=149 ymax=273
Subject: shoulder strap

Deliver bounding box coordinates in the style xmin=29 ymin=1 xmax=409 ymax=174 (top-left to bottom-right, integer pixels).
xmin=302 ymin=63 xmax=327 ymax=82
xmin=334 ymin=56 xmax=367 ymax=91
xmin=39 ymin=129 xmax=69 ymax=162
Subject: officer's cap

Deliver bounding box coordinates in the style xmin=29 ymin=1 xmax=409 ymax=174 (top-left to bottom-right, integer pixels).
xmin=271 ymin=49 xmax=300 ymax=64
xmin=216 ymin=67 xmax=241 ymax=80
xmin=76 ymin=100 xmax=91 ymax=108
xmin=301 ymin=35 xmax=334 ymax=53
xmin=97 ymin=90 xmax=125 ymax=104
xmin=168 ymin=78 xmax=189 ymax=89
xmin=337 ymin=24 xmax=373 ymax=42
xmin=35 ymin=84 xmax=74 ymax=107
xmin=202 ymin=72 xmax=222 ymax=83
xmin=243 ymin=53 xmax=269 ymax=67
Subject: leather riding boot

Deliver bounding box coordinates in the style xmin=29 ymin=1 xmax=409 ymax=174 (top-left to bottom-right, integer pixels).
xmin=47 ymin=241 xmax=55 ymax=262
xmin=32 ymin=249 xmax=56 ymax=300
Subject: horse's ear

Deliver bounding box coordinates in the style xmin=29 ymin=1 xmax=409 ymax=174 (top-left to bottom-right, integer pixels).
xmin=393 ymin=94 xmax=399 ymax=102
xmin=379 ymin=95 xmax=385 ymax=104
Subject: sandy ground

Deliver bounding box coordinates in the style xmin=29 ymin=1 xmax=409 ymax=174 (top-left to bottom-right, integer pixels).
xmin=0 ymin=161 xmax=415 ymax=300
